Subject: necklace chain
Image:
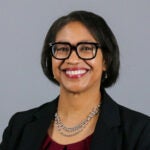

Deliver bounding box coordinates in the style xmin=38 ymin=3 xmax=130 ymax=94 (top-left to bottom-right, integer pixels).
xmin=54 ymin=103 xmax=101 ymax=137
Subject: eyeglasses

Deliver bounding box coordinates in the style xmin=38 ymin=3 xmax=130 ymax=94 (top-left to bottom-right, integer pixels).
xmin=49 ymin=42 xmax=101 ymax=60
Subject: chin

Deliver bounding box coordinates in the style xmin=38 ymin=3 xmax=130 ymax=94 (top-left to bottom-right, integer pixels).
xmin=62 ymin=84 xmax=89 ymax=94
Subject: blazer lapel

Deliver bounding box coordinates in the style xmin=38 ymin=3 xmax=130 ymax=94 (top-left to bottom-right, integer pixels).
xmin=17 ymin=99 xmax=58 ymax=150
xmin=90 ymin=91 xmax=123 ymax=150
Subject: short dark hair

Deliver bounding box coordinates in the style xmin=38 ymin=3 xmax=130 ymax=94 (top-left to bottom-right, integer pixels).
xmin=41 ymin=10 xmax=120 ymax=88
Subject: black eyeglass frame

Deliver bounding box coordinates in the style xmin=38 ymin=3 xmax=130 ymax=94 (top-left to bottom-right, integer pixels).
xmin=49 ymin=42 xmax=101 ymax=60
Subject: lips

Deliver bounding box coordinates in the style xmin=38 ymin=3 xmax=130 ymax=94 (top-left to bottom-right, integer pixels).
xmin=62 ymin=68 xmax=89 ymax=78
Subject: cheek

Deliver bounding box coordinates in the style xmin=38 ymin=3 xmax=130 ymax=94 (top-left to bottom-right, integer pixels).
xmin=94 ymin=51 xmax=106 ymax=71
xmin=52 ymin=59 xmax=63 ymax=78
xmin=86 ymin=57 xmax=105 ymax=72
xmin=52 ymin=59 xmax=59 ymax=76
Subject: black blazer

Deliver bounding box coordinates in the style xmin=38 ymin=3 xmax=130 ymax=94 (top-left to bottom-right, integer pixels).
xmin=0 ymin=91 xmax=150 ymax=150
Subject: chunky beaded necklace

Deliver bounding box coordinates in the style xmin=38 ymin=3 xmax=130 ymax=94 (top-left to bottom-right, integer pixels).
xmin=54 ymin=103 xmax=101 ymax=137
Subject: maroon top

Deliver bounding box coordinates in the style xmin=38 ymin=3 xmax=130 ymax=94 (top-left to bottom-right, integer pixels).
xmin=41 ymin=134 xmax=93 ymax=150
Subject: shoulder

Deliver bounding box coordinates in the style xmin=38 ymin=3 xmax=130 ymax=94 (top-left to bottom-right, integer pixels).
xmin=0 ymin=98 xmax=58 ymax=149
xmin=101 ymin=90 xmax=150 ymax=149
xmin=103 ymin=90 xmax=150 ymax=126
xmin=102 ymin=90 xmax=150 ymax=138
xmin=102 ymin=90 xmax=150 ymax=126
xmin=118 ymin=104 xmax=150 ymax=138
xmin=118 ymin=105 xmax=150 ymax=148
xmin=6 ymin=97 xmax=58 ymax=131
xmin=118 ymin=104 xmax=150 ymax=127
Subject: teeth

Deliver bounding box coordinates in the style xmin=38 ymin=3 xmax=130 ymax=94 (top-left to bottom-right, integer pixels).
xmin=66 ymin=70 xmax=86 ymax=75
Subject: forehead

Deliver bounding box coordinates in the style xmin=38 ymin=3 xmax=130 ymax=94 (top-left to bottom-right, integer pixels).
xmin=55 ymin=21 xmax=96 ymax=43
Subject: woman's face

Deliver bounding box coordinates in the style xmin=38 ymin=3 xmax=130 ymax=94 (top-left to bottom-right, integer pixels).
xmin=52 ymin=21 xmax=106 ymax=93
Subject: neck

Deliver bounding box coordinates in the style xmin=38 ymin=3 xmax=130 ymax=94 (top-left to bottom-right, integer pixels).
xmin=57 ymin=87 xmax=101 ymax=117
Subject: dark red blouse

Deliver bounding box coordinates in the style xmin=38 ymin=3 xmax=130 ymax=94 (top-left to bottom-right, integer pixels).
xmin=41 ymin=134 xmax=93 ymax=150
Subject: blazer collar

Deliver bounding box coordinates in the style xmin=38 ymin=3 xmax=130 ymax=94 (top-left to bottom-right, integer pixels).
xmin=99 ymin=89 xmax=120 ymax=128
xmin=90 ymin=90 xmax=122 ymax=150
xmin=34 ymin=96 xmax=59 ymax=119
xmin=17 ymin=97 xmax=59 ymax=150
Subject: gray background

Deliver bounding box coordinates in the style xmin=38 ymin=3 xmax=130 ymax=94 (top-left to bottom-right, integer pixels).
xmin=0 ymin=0 xmax=149 ymax=142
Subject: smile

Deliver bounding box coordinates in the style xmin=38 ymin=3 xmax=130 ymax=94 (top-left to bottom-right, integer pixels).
xmin=62 ymin=68 xmax=89 ymax=78
xmin=66 ymin=70 xmax=86 ymax=75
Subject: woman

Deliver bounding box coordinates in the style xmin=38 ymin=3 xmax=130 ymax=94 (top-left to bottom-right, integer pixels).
xmin=0 ymin=10 xmax=150 ymax=150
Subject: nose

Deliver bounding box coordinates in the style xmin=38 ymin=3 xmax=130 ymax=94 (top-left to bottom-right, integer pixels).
xmin=65 ymin=50 xmax=80 ymax=64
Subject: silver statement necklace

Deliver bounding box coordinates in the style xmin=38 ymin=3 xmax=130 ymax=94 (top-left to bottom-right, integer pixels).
xmin=54 ymin=103 xmax=101 ymax=137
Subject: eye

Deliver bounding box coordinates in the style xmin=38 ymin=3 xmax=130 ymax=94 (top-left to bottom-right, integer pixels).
xmin=57 ymin=47 xmax=69 ymax=52
xmin=54 ymin=44 xmax=70 ymax=53
xmin=79 ymin=44 xmax=94 ymax=52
